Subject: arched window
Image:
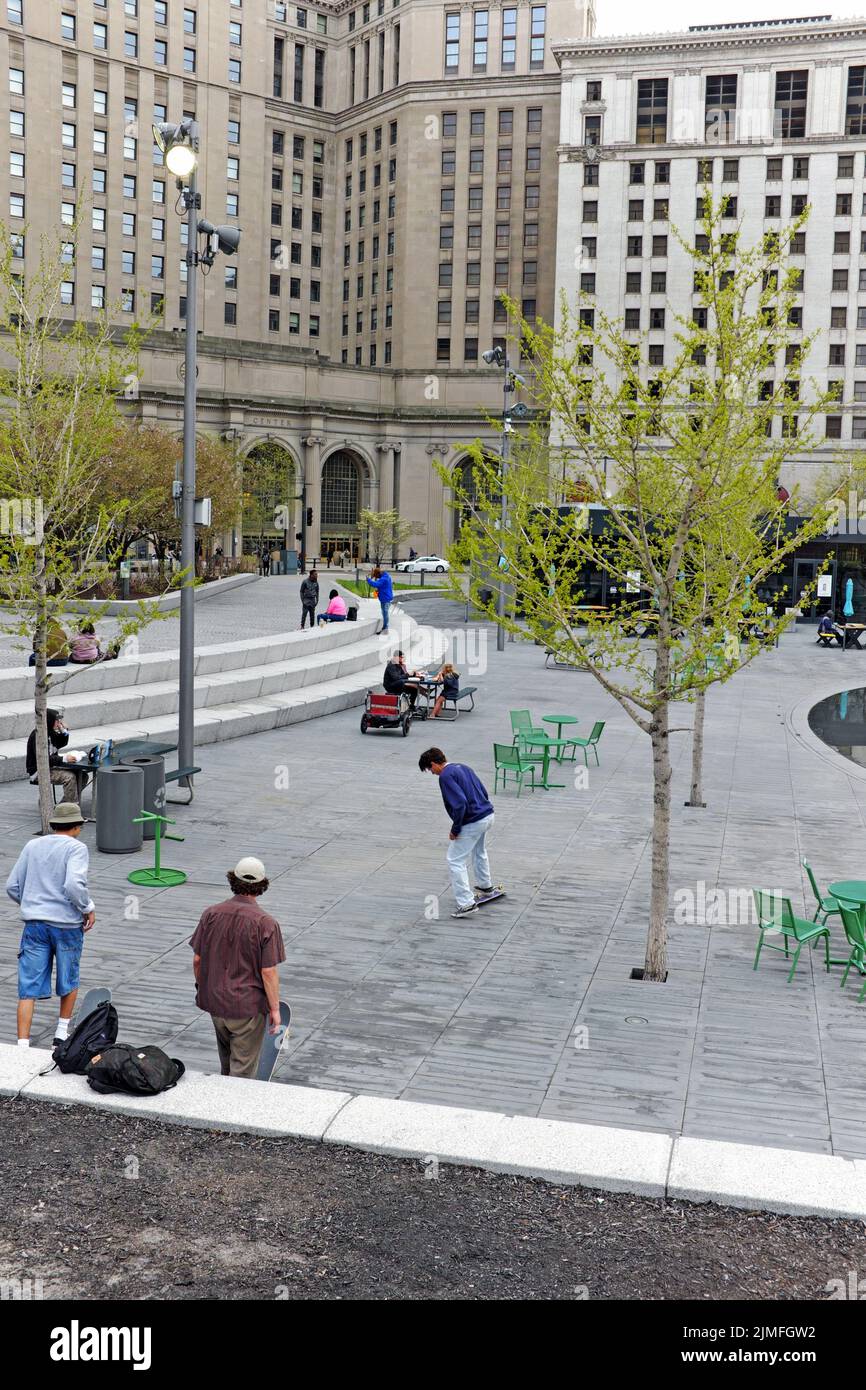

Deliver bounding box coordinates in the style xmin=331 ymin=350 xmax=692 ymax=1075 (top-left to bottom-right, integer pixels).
xmin=321 ymin=451 xmax=361 ymax=528
xmin=242 ymin=442 xmax=295 ymax=551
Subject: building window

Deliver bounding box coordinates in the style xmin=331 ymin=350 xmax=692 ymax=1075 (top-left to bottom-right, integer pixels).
xmin=61 ymin=12 xmax=76 ymax=41
xmin=154 ymin=1 xmax=167 ymax=23
xmin=473 ymin=10 xmax=488 ymax=70
xmin=444 ymin=11 xmax=459 ymax=69
xmin=225 ymin=302 xmax=238 ymax=325
xmin=775 ymin=70 xmax=808 ymax=139
xmin=846 ymin=66 xmax=866 ymax=136
xmin=530 ymin=5 xmax=545 ymax=69
xmin=94 ymin=23 xmax=108 ymax=49
xmin=91 ymin=286 xmax=105 ymax=310
xmin=636 ymin=78 xmax=668 ymax=144
xmin=155 ymin=39 xmax=167 ymax=65
xmin=705 ymin=74 xmax=737 ymax=140
xmin=229 ymin=58 xmax=242 ymax=83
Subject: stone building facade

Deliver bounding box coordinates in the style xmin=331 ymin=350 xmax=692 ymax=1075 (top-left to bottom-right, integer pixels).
xmin=1 ymin=0 xmax=592 ymax=560
xmin=552 ymin=16 xmax=866 ymax=500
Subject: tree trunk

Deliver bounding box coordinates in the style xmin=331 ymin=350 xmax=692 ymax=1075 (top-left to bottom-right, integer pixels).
xmin=645 ymin=704 xmax=672 ymax=982
xmin=686 ymin=687 xmax=706 ymax=808
xmin=33 ymin=558 xmax=54 ymax=835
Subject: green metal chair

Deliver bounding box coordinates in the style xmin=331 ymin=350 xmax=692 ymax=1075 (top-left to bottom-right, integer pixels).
xmin=751 ymin=889 xmax=831 ymax=983
xmin=837 ymin=901 xmax=866 ymax=1001
xmin=509 ymin=709 xmax=543 ymax=744
xmin=803 ymin=859 xmax=844 ymax=925
xmin=566 ymin=720 xmax=605 ymax=767
xmin=493 ymin=742 xmax=537 ymax=796
xmin=515 ymin=729 xmax=547 ymax=765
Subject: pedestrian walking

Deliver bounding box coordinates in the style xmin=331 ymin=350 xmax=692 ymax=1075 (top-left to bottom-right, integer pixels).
xmin=418 ymin=747 xmax=496 ymax=918
xmin=300 ymin=568 xmax=319 ymax=629
xmin=367 ymin=565 xmax=394 ymax=633
xmin=261 ymin=547 xmax=271 ymax=577
xmin=190 ymin=856 xmax=285 ymax=1079
xmin=6 ymin=802 xmax=96 ymax=1047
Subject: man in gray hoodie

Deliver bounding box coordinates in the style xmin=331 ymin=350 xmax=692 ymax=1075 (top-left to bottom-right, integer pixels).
xmin=6 ymin=802 xmax=96 ymax=1048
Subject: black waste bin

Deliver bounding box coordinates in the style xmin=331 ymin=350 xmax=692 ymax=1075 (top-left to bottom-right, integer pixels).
xmin=96 ymin=764 xmax=144 ymax=854
xmin=121 ymin=754 xmax=165 ymax=840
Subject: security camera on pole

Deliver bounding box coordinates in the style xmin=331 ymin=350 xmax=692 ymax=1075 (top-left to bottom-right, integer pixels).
xmin=481 ymin=345 xmax=525 ymax=652
xmin=153 ymin=119 xmax=241 ymax=789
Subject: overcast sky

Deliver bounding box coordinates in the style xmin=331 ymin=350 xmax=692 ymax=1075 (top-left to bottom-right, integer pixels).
xmin=594 ymin=1 xmax=864 ymax=36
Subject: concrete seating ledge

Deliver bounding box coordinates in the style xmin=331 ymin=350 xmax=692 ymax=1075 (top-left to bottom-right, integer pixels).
xmin=3 ymin=1044 xmax=864 ymax=1219
xmin=0 ymin=601 xmax=446 ymax=779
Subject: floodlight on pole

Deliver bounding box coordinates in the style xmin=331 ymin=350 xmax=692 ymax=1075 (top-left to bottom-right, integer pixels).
xmin=152 ymin=119 xmax=198 ymax=179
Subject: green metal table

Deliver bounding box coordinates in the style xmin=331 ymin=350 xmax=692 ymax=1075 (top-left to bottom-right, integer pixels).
xmin=521 ymin=734 xmax=573 ymax=789
xmin=827 ymin=881 xmax=866 ymax=969
xmin=542 ymin=714 xmax=579 ymax=761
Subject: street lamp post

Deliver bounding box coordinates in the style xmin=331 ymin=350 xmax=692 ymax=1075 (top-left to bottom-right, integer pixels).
xmin=482 ymin=345 xmax=524 ymax=653
xmin=154 ymin=118 xmax=241 ymax=785
xmin=178 ymin=147 xmax=199 ymax=785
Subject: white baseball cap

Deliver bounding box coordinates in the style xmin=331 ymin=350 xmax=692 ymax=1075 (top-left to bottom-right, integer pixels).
xmin=233 ymin=856 xmax=267 ymax=884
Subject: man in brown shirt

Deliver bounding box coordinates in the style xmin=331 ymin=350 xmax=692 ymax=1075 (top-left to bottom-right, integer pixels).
xmin=190 ymin=856 xmax=286 ymax=1079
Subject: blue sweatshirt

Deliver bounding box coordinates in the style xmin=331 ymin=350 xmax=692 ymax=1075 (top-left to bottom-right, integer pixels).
xmin=368 ymin=571 xmax=394 ymax=603
xmin=438 ymin=762 xmax=493 ymax=836
xmin=6 ymin=834 xmax=94 ymax=926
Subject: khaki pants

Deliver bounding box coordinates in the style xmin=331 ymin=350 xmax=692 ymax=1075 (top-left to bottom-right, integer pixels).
xmin=50 ymin=767 xmax=86 ymax=804
xmin=211 ymin=1014 xmax=266 ymax=1079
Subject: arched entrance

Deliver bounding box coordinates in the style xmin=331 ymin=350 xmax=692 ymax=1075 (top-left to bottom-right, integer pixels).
xmin=320 ymin=449 xmax=364 ymax=565
xmin=452 ymin=454 xmax=481 ymax=542
xmin=241 ymin=441 xmax=296 ymax=556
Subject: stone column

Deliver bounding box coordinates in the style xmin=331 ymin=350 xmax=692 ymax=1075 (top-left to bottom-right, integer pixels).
xmin=303 ymin=434 xmax=326 ymax=561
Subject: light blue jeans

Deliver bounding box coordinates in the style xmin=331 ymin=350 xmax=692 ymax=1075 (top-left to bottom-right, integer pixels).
xmin=446 ymin=813 xmax=494 ymax=909
xmin=380 ymin=598 xmax=391 ymax=632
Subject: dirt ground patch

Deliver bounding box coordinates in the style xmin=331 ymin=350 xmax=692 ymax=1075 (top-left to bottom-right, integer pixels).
xmin=0 ymin=1098 xmax=863 ymax=1301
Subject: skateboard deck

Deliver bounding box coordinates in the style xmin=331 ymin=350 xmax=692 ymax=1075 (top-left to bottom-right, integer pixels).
xmin=256 ymin=1000 xmax=292 ymax=1082
xmin=474 ymin=887 xmax=506 ymax=907
xmin=77 ymin=986 xmax=112 ymax=1021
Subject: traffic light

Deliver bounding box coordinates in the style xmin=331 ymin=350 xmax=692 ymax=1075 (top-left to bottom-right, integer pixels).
xmin=306 ymin=507 xmax=313 ymax=527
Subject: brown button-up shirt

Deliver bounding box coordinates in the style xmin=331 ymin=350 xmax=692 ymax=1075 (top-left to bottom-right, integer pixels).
xmin=190 ymin=895 xmax=286 ymax=1019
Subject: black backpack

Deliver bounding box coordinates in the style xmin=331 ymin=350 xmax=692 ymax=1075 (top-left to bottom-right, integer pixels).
xmin=347 ymin=605 xmax=358 ymax=622
xmin=86 ymin=1044 xmax=185 ymax=1096
xmin=52 ymin=1000 xmax=118 ymax=1074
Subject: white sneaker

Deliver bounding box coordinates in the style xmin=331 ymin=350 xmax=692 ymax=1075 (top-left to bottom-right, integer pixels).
xmin=452 ymin=902 xmax=479 ymax=918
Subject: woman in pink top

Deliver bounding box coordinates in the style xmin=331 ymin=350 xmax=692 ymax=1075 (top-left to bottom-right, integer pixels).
xmin=321 ymin=589 xmax=348 ymax=623
xmin=68 ymin=624 xmax=102 ymax=664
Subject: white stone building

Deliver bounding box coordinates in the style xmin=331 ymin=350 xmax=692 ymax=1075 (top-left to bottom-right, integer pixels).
xmin=552 ymin=15 xmax=866 ymax=494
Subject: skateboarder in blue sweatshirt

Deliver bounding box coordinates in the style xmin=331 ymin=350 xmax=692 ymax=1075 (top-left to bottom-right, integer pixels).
xmin=419 ymin=747 xmax=497 ymax=917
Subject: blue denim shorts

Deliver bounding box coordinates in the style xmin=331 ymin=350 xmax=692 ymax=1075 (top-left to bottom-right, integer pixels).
xmin=18 ymin=922 xmax=84 ymax=999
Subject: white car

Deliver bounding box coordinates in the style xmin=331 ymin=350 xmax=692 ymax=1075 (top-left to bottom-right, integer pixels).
xmin=396 ymin=555 xmax=450 ymax=574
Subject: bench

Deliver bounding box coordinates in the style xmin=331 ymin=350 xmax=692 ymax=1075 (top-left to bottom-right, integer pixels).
xmin=165 ymin=765 xmax=201 ymax=804
xmin=439 ymin=685 xmax=477 ymax=718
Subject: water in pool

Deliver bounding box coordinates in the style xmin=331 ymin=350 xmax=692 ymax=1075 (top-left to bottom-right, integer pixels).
xmin=809 ymin=687 xmax=866 ymax=767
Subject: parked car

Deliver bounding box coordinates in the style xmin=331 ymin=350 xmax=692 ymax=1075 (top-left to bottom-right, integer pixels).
xmin=395 ymin=555 xmax=450 ymax=574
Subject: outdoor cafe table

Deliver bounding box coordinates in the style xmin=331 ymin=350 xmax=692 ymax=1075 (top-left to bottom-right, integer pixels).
xmin=542 ymin=714 xmax=579 ymax=760
xmin=828 ymin=880 xmax=866 ymax=968
xmin=521 ymin=733 xmax=574 ymax=789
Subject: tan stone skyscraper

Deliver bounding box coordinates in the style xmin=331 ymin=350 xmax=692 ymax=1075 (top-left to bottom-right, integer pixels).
xmin=0 ymin=0 xmax=592 ymax=559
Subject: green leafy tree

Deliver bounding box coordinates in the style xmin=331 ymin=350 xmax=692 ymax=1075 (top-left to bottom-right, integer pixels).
xmin=444 ymin=200 xmax=833 ymax=982
xmin=0 ymin=230 xmax=168 ymax=830
xmin=359 ymin=507 xmax=418 ymax=564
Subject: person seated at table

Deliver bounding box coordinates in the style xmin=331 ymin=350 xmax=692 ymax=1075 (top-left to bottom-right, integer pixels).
xmin=428 ymin=663 xmax=460 ymax=720
xmin=817 ymin=611 xmax=844 ymax=646
xmin=28 ymin=620 xmax=69 ymax=668
xmin=25 ymin=708 xmax=87 ymax=805
xmin=383 ymin=650 xmax=425 ymax=710
xmin=319 ymin=590 xmax=348 ymax=623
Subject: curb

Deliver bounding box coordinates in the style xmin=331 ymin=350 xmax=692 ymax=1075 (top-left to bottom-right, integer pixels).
xmin=64 ymin=571 xmax=260 ymax=617
xmin=3 ymin=1045 xmax=865 ymax=1220
xmin=787 ymin=673 xmax=866 ymax=784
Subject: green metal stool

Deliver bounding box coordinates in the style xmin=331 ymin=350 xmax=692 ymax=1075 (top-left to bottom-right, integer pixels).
xmin=127 ymin=811 xmax=187 ymax=887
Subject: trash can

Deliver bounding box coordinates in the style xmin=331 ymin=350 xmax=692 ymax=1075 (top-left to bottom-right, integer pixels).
xmin=96 ymin=764 xmax=144 ymax=854
xmin=121 ymin=754 xmax=165 ymax=840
